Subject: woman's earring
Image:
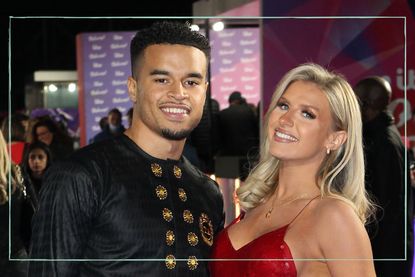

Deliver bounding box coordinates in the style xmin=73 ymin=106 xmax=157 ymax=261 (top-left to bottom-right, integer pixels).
xmin=326 ymin=147 xmax=331 ymax=155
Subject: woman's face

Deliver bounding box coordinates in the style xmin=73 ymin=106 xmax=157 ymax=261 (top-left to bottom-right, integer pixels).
xmin=35 ymin=126 xmax=53 ymax=145
xmin=267 ymin=80 xmax=335 ymax=166
xmin=28 ymin=148 xmax=48 ymax=177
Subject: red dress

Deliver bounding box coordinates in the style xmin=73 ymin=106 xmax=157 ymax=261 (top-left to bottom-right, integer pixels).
xmin=209 ymin=197 xmax=319 ymax=277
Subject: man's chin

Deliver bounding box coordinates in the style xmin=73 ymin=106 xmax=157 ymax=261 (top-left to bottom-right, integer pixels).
xmin=161 ymin=128 xmax=192 ymax=141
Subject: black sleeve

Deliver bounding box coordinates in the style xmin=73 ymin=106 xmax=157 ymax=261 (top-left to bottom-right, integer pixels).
xmin=28 ymin=161 xmax=99 ymax=276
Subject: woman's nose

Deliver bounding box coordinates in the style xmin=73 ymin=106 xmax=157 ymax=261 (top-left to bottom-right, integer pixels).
xmin=279 ymin=111 xmax=294 ymax=127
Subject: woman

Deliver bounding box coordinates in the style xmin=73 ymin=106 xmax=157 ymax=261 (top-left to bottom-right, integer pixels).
xmin=0 ymin=130 xmax=28 ymax=276
xmin=22 ymin=141 xmax=52 ymax=195
xmin=18 ymin=141 xmax=51 ymax=251
xmin=210 ymin=63 xmax=376 ymax=276
xmin=32 ymin=117 xmax=74 ymax=161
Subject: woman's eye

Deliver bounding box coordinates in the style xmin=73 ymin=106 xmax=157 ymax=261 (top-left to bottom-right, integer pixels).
xmin=276 ymin=102 xmax=288 ymax=110
xmin=302 ymin=111 xmax=316 ymax=119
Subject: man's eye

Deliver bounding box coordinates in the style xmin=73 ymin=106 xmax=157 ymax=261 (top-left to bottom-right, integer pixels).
xmin=185 ymin=80 xmax=199 ymax=86
xmin=155 ymin=78 xmax=168 ymax=84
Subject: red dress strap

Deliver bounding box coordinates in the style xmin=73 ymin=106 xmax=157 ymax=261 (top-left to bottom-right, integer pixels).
xmin=287 ymin=194 xmax=320 ymax=227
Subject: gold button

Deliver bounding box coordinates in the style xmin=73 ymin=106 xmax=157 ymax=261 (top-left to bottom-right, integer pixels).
xmin=151 ymin=163 xmax=163 ymax=177
xmin=166 ymin=230 xmax=175 ymax=246
xmin=155 ymin=185 xmax=167 ymax=200
xmin=165 ymin=254 xmax=176 ymax=269
xmin=183 ymin=210 xmax=194 ymax=224
xmin=178 ymin=188 xmax=187 ymax=202
xmin=187 ymin=256 xmax=198 ymax=270
xmin=162 ymin=208 xmax=173 ymax=222
xmin=187 ymin=232 xmax=198 ymax=246
xmin=173 ymin=165 xmax=182 ymax=178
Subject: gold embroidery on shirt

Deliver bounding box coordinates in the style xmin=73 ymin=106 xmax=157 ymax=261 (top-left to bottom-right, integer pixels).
xmin=199 ymin=213 xmax=214 ymax=246
xmin=151 ymin=163 xmax=163 ymax=177
xmin=163 ymin=208 xmax=173 ymax=222
xmin=166 ymin=230 xmax=175 ymax=246
xmin=187 ymin=232 xmax=198 ymax=246
xmin=155 ymin=185 xmax=167 ymax=200
xmin=183 ymin=209 xmax=194 ymax=223
xmin=178 ymin=188 xmax=187 ymax=202
xmin=173 ymin=165 xmax=182 ymax=178
xmin=165 ymin=254 xmax=176 ymax=269
xmin=187 ymin=256 xmax=198 ymax=270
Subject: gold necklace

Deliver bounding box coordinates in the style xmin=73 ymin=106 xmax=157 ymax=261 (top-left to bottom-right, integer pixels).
xmin=265 ymin=193 xmax=312 ymax=219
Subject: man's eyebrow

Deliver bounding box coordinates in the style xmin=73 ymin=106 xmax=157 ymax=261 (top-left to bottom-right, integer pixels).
xmin=187 ymin=72 xmax=203 ymax=79
xmin=149 ymin=70 xmax=203 ymax=79
xmin=150 ymin=69 xmax=169 ymax=76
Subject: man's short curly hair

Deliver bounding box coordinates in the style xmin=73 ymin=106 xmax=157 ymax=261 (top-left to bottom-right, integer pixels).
xmin=130 ymin=21 xmax=210 ymax=77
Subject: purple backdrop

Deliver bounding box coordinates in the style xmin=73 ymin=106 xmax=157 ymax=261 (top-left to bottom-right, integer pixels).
xmin=77 ymin=31 xmax=135 ymax=144
xmin=210 ymin=28 xmax=260 ymax=110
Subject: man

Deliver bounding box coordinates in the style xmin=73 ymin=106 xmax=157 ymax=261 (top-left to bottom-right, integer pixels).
xmin=91 ymin=108 xmax=125 ymax=143
xmin=217 ymin=91 xmax=259 ymax=180
xmin=354 ymin=76 xmax=414 ymax=277
xmin=29 ymin=21 xmax=224 ymax=276
xmin=218 ymin=91 xmax=259 ymax=157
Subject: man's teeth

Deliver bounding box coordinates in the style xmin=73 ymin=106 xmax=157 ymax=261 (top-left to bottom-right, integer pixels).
xmin=161 ymin=107 xmax=188 ymax=114
xmin=275 ymin=131 xmax=298 ymax=142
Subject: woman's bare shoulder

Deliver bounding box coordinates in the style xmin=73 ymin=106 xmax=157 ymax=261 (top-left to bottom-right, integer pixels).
xmin=311 ymin=197 xmax=370 ymax=253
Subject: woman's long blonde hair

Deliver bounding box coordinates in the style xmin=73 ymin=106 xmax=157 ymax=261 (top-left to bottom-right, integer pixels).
xmin=0 ymin=130 xmax=21 ymax=204
xmin=237 ymin=63 xmax=374 ymax=224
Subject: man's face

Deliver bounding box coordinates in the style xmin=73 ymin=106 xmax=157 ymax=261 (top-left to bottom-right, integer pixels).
xmin=128 ymin=44 xmax=208 ymax=140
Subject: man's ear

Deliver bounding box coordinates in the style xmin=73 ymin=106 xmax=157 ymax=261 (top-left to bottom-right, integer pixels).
xmin=326 ymin=130 xmax=347 ymax=151
xmin=127 ymin=76 xmax=137 ymax=103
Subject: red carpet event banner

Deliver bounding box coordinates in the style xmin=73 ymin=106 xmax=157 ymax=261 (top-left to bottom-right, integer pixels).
xmin=76 ymin=31 xmax=135 ymax=145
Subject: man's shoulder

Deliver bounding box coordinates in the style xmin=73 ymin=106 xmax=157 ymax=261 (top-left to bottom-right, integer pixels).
xmin=61 ymin=138 xmax=124 ymax=171
xmin=183 ymin=158 xmax=221 ymax=192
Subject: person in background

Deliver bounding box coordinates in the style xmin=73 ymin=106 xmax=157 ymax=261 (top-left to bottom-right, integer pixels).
xmin=0 ymin=130 xmax=28 ymax=277
xmin=218 ymin=91 xmax=259 ymax=157
xmin=210 ymin=63 xmax=376 ymax=276
xmin=354 ymin=76 xmax=414 ymax=277
xmin=22 ymin=141 xmax=52 ymax=196
xmin=91 ymin=108 xmax=126 ymax=143
xmin=29 ymin=21 xmax=224 ymax=276
xmin=1 ymin=113 xmax=30 ymax=164
xmin=18 ymin=141 xmax=52 ymax=251
xmin=189 ymin=97 xmax=220 ymax=174
xmin=218 ymin=91 xmax=259 ymax=181
xmin=88 ymin=116 xmax=108 ymax=144
xmin=32 ymin=117 xmax=74 ymax=162
xmin=99 ymin=116 xmax=108 ymax=131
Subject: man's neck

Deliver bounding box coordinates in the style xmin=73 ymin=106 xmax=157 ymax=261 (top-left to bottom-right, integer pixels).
xmin=124 ymin=127 xmax=185 ymax=161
